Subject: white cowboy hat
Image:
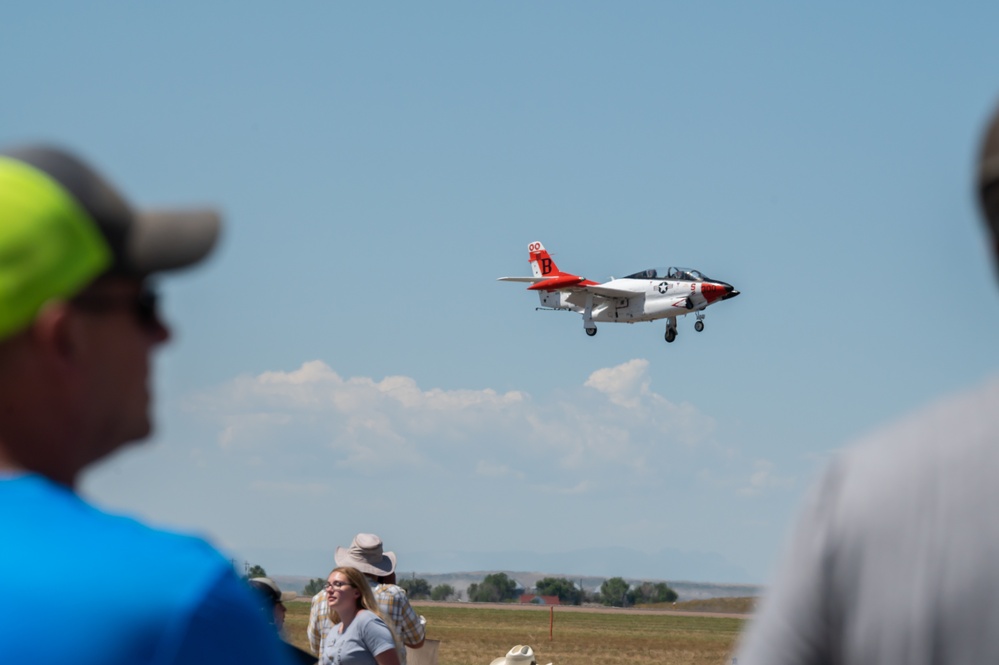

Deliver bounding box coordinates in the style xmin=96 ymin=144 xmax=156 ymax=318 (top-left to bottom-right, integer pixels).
xmin=489 ymin=645 xmax=545 ymax=665
xmin=334 ymin=533 xmax=397 ymax=577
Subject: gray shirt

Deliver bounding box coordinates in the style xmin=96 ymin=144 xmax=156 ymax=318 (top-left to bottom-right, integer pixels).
xmin=736 ymin=377 xmax=999 ymax=665
xmin=321 ymin=610 xmax=396 ymax=665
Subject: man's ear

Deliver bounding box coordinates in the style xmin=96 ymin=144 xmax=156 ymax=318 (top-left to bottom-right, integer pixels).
xmin=30 ymin=301 xmax=83 ymax=369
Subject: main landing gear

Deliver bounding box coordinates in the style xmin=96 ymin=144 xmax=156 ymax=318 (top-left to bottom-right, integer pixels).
xmin=664 ymin=313 xmax=708 ymax=343
xmin=583 ymin=294 xmax=597 ymax=338
xmin=664 ymin=316 xmax=678 ymax=343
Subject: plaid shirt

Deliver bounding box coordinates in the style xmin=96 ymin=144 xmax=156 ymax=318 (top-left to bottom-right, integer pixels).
xmin=307 ymin=582 xmax=425 ymax=663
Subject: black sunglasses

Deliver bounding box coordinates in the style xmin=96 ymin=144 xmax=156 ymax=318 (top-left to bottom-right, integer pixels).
xmin=70 ymin=287 xmax=162 ymax=330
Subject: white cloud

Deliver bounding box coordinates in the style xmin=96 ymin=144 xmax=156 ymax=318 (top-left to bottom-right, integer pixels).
xmin=88 ymin=357 xmax=806 ymax=582
xmin=186 ymin=359 xmax=719 ymax=483
xmin=583 ymin=359 xmax=713 ymax=448
xmin=584 ymin=358 xmax=651 ymax=408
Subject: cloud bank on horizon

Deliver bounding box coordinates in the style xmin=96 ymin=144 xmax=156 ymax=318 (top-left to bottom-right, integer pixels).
xmin=83 ymin=357 xmax=792 ymax=581
xmin=188 ymin=358 xmax=746 ymax=489
xmin=83 ymin=354 xmax=999 ymax=583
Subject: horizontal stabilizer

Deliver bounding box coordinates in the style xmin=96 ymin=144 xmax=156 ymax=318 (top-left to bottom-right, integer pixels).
xmin=528 ymin=274 xmax=586 ymax=291
xmin=497 ymin=276 xmax=547 ymax=283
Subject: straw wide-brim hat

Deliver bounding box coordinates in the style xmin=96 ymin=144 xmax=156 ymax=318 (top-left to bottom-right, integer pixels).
xmin=334 ymin=533 xmax=397 ymax=577
xmin=489 ymin=645 xmax=544 ymax=665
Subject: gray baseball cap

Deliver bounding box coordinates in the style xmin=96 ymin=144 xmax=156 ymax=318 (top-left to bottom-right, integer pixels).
xmin=0 ymin=144 xmax=221 ymax=276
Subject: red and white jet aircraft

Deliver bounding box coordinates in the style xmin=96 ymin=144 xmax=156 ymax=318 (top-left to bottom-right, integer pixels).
xmin=498 ymin=241 xmax=740 ymax=343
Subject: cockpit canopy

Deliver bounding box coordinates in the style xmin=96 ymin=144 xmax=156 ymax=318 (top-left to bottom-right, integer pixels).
xmin=624 ymin=266 xmax=707 ymax=281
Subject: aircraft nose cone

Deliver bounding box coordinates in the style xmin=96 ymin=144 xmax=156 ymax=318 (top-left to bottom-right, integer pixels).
xmin=721 ymin=284 xmax=740 ymax=300
xmin=702 ymin=281 xmax=738 ymax=303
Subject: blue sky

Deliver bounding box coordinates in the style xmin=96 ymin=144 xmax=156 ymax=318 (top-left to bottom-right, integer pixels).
xmin=6 ymin=2 xmax=999 ymax=584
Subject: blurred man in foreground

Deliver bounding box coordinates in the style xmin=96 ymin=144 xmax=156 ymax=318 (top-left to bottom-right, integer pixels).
xmin=734 ymin=104 xmax=999 ymax=663
xmin=0 ymin=145 xmax=291 ymax=664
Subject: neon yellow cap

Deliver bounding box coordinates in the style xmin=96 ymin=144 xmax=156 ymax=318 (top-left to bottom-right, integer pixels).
xmin=0 ymin=157 xmax=111 ymax=339
xmin=0 ymin=145 xmax=222 ymax=341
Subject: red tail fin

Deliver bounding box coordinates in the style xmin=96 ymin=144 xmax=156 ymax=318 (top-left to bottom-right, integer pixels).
xmin=528 ymin=241 xmax=561 ymax=278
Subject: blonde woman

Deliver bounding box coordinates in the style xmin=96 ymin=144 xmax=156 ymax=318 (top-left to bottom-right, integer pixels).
xmin=321 ymin=567 xmax=401 ymax=665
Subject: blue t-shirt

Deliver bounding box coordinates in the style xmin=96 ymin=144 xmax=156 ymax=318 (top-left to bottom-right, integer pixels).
xmin=322 ymin=610 xmax=396 ymax=665
xmin=0 ymin=474 xmax=293 ymax=664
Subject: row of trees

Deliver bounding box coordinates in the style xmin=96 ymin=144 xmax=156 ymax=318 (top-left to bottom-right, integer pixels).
xmin=597 ymin=578 xmax=678 ymax=607
xmin=398 ymin=577 xmax=458 ymax=601
xmin=299 ymin=575 xmax=459 ymax=601
xmin=246 ymin=564 xmax=677 ymax=607
xmin=467 ymin=573 xmax=519 ymax=602
xmin=407 ymin=572 xmax=677 ymax=607
xmin=537 ymin=576 xmax=677 ymax=607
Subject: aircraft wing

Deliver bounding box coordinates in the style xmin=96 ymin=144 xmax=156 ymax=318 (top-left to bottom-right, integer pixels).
xmin=582 ymin=284 xmax=638 ymax=299
xmin=500 ymin=275 xmax=637 ymax=299
xmin=564 ymin=284 xmax=642 ymax=309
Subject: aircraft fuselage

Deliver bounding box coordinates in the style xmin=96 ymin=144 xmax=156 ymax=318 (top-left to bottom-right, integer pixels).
xmin=540 ymin=277 xmax=736 ymax=323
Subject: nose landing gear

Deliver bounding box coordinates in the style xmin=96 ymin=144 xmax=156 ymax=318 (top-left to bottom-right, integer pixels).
xmin=694 ymin=311 xmax=705 ymax=332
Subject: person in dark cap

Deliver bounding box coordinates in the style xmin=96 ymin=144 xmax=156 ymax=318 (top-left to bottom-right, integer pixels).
xmin=250 ymin=577 xmax=300 ymax=632
xmin=307 ymin=534 xmax=425 ymax=661
xmin=734 ymin=104 xmax=999 ymax=664
xmin=0 ymin=145 xmax=291 ymax=664
xmin=249 ymin=578 xmax=318 ymax=664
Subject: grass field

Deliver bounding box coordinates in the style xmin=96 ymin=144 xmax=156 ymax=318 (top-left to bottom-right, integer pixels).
xmin=283 ymin=600 xmax=750 ymax=665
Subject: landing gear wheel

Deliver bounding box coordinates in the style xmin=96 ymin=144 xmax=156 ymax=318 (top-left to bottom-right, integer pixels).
xmin=665 ymin=328 xmax=677 ymax=343
xmin=585 ymin=327 xmax=597 ymax=337
xmin=694 ymin=321 xmax=704 ymax=332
